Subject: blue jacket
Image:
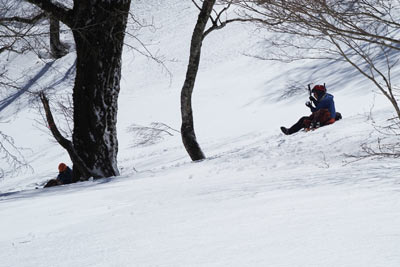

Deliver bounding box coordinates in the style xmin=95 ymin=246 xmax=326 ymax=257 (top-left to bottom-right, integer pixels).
xmin=311 ymin=93 xmax=336 ymax=119
xmin=57 ymin=167 xmax=73 ymax=184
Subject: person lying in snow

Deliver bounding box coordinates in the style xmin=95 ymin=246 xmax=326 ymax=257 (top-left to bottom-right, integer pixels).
xmin=44 ymin=163 xmax=73 ymax=188
xmin=280 ymin=84 xmax=341 ymax=135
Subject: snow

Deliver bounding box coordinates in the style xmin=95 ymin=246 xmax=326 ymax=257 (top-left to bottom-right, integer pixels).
xmin=1 ymin=0 xmax=400 ymax=266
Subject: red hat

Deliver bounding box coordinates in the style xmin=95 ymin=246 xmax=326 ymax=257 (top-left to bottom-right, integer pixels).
xmin=58 ymin=163 xmax=67 ymax=172
xmin=312 ymin=85 xmax=326 ymax=93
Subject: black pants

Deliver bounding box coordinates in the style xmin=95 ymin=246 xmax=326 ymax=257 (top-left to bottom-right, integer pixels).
xmin=44 ymin=179 xmax=62 ymax=188
xmin=287 ymin=116 xmax=310 ymax=134
xmin=288 ymin=116 xmax=334 ymax=134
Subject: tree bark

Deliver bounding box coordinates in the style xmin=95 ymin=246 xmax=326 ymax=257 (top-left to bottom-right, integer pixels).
xmin=27 ymin=0 xmax=131 ymax=180
xmin=71 ymin=1 xmax=131 ymax=179
xmin=49 ymin=15 xmax=67 ymax=58
xmin=181 ymin=0 xmax=216 ymax=161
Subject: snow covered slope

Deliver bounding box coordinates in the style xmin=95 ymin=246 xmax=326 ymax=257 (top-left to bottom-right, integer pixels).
xmin=1 ymin=1 xmax=400 ymax=266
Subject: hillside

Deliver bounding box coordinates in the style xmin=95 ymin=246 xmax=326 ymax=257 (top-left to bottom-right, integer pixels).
xmin=1 ymin=1 xmax=400 ymax=266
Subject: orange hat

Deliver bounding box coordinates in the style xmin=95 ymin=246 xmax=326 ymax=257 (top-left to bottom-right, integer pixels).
xmin=58 ymin=163 xmax=67 ymax=172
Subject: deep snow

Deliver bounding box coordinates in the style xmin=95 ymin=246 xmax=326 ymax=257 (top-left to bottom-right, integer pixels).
xmin=1 ymin=1 xmax=400 ymax=266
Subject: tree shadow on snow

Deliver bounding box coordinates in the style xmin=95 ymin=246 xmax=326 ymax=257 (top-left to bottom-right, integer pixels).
xmin=0 ymin=59 xmax=76 ymax=114
xmin=0 ymin=176 xmax=120 ymax=202
xmin=246 ymin=57 xmax=363 ymax=107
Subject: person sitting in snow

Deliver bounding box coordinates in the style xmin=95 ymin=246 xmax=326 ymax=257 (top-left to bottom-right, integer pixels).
xmin=44 ymin=163 xmax=73 ymax=188
xmin=280 ymin=84 xmax=340 ymax=135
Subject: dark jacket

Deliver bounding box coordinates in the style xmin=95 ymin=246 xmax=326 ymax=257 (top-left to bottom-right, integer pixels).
xmin=57 ymin=167 xmax=73 ymax=184
xmin=310 ymin=93 xmax=336 ymax=119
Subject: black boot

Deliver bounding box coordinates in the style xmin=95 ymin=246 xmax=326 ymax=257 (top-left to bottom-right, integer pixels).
xmin=280 ymin=126 xmax=290 ymax=135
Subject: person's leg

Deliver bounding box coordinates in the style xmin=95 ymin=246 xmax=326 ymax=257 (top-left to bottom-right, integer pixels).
xmin=281 ymin=116 xmax=310 ymax=135
xmin=44 ymin=179 xmax=59 ymax=188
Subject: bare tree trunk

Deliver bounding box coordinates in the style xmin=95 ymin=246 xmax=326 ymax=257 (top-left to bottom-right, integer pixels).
xmin=181 ymin=0 xmax=216 ymax=161
xmin=49 ymin=15 xmax=67 ymax=59
xmin=26 ymin=0 xmax=131 ymax=180
xmin=71 ymin=1 xmax=130 ymax=179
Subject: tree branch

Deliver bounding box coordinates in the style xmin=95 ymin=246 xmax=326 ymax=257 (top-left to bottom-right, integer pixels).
xmin=24 ymin=0 xmax=73 ymax=27
xmin=203 ymin=17 xmax=274 ymax=39
xmin=191 ymin=0 xmax=202 ymax=11
xmin=0 ymin=12 xmax=46 ymax=24
xmin=39 ymin=92 xmax=92 ymax=179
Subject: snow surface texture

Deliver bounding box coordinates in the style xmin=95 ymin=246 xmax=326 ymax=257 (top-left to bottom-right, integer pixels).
xmin=1 ymin=1 xmax=400 ymax=266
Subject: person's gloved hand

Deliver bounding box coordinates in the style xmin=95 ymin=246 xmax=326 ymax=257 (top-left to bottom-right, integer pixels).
xmin=309 ymin=96 xmax=314 ymax=101
xmin=305 ymin=101 xmax=312 ymax=108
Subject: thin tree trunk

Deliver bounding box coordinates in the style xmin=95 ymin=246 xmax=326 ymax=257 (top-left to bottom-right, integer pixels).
xmin=181 ymin=0 xmax=216 ymax=161
xmin=49 ymin=15 xmax=67 ymax=59
xmin=39 ymin=92 xmax=91 ymax=180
